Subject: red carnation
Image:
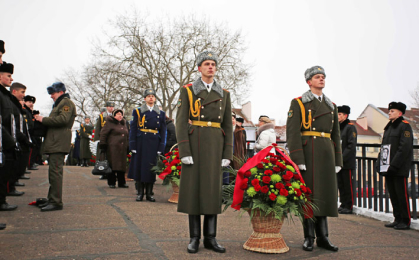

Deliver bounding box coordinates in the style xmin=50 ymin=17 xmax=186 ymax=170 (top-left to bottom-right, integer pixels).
xmin=254 ymin=185 xmax=261 ymax=192
xmin=275 ymin=183 xmax=284 ymax=189
xmin=276 ymin=162 xmax=287 ymax=171
xmin=262 ymin=159 xmax=269 ymax=164
xmin=244 ymin=171 xmax=251 ymax=177
xmin=280 ymin=189 xmax=289 ymax=196
xmin=264 ymin=170 xmax=273 ymax=176
xmin=269 ymin=157 xmax=277 ymax=163
xmin=300 ymin=186 xmax=307 ymax=193
xmin=179 ymin=171 xmax=181 ymax=176
xmin=305 ymin=187 xmax=312 ymax=194
xmin=251 ymin=179 xmax=259 ymax=187
xmin=262 ymin=176 xmax=271 ymax=184
xmin=295 ymin=189 xmax=302 ymax=196
xmin=293 ymin=174 xmax=300 ymax=181
xmin=261 ymin=186 xmax=269 ymax=194
xmin=240 ymin=182 xmax=248 ymax=190
xmin=166 ymin=156 xmax=171 ymax=159
xmin=257 ymin=163 xmax=264 ymax=169
xmin=177 ymin=166 xmax=182 ymax=170
xmin=273 ymin=166 xmax=281 ymax=172
xmin=285 ymin=183 xmax=292 ymax=187
xmin=272 ymin=143 xmax=277 ymax=147
xmin=269 ymin=193 xmax=277 ymax=201
xmin=127 ymin=154 xmax=132 ymax=158
xmin=283 ymin=171 xmax=293 ymax=181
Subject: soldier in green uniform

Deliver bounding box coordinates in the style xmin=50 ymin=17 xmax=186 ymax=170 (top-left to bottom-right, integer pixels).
xmin=176 ymin=51 xmax=233 ymax=254
xmin=286 ymin=66 xmax=342 ymax=252
xmin=79 ymin=116 xmax=93 ymax=167
xmin=34 ymin=82 xmax=76 ymax=211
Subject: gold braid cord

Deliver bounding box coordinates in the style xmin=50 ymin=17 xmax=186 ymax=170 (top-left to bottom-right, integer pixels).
xmin=135 ymin=109 xmax=145 ymax=128
xmin=296 ymin=98 xmax=311 ymax=130
xmin=100 ymin=114 xmax=106 ymax=127
xmin=186 ymin=87 xmax=201 ymax=118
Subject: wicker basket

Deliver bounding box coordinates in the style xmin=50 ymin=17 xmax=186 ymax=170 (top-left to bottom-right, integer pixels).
xmin=168 ymin=181 xmax=179 ymax=204
xmin=243 ymin=209 xmax=289 ymax=254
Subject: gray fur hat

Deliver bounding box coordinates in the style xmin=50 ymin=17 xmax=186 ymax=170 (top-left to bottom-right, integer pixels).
xmin=0 ymin=40 xmax=5 ymax=54
xmin=84 ymin=115 xmax=91 ymax=119
xmin=47 ymin=82 xmax=66 ymax=94
xmin=196 ymin=51 xmax=218 ymax=67
xmin=105 ymin=101 xmax=114 ymax=107
xmin=143 ymin=88 xmax=156 ymax=97
xmin=304 ymin=66 xmax=326 ymax=81
xmin=100 ymin=107 xmax=107 ymax=113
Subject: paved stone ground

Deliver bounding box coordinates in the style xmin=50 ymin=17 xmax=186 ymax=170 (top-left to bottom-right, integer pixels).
xmin=1 ymin=165 xmax=419 ymax=260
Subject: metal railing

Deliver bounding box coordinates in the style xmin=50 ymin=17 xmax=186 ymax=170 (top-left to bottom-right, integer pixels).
xmin=246 ymin=141 xmax=418 ymax=220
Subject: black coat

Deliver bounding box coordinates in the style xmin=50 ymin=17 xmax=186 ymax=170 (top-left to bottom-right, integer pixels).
xmin=340 ymin=119 xmax=357 ymax=169
xmin=164 ymin=119 xmax=177 ymax=154
xmin=0 ymin=85 xmax=16 ymax=156
xmin=378 ymin=116 xmax=413 ymax=177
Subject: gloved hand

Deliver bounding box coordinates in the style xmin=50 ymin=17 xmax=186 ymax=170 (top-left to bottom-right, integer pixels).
xmin=221 ymin=159 xmax=230 ymax=167
xmin=157 ymin=151 xmax=161 ymax=156
xmin=298 ymin=164 xmax=306 ymax=171
xmin=131 ymin=150 xmax=137 ymax=154
xmin=181 ymin=156 xmax=194 ymax=165
xmin=387 ymin=165 xmax=398 ymax=175
xmin=335 ymin=166 xmax=342 ymax=173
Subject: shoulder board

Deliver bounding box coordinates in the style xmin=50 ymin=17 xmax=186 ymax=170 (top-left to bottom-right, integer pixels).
xmin=348 ymin=122 xmax=354 ymax=125
xmin=332 ymin=102 xmax=336 ymax=105
xmin=294 ymin=96 xmax=302 ymax=100
xmin=403 ymin=120 xmax=409 ymax=124
xmin=183 ymin=83 xmax=193 ymax=88
xmin=223 ymin=88 xmax=229 ymax=92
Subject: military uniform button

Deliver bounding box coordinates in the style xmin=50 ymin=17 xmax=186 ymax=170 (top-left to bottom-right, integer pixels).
xmin=220 ymin=107 xmax=222 ymax=110
xmin=314 ymin=136 xmax=317 ymax=139
xmin=202 ymin=106 xmax=204 ymax=109
xmin=313 ymin=119 xmax=315 ymax=121
xmin=218 ymin=116 xmax=221 ymax=119
xmin=331 ymin=112 xmax=334 ymax=115
xmin=201 ymin=115 xmax=204 ymax=118
xmin=313 ymin=127 xmax=316 ymax=130
xmin=157 ymin=116 xmax=159 ymax=118
xmin=157 ymin=122 xmax=159 ymax=124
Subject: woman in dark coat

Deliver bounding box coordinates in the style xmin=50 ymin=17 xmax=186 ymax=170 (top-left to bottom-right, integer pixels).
xmin=164 ymin=116 xmax=177 ymax=154
xmin=99 ymin=109 xmax=129 ymax=188
xmin=79 ymin=116 xmax=94 ymax=167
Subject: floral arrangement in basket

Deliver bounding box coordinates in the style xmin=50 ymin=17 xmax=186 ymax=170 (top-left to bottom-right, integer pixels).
xmin=152 ymin=148 xmax=181 ymax=186
xmin=224 ymin=143 xmax=315 ymax=222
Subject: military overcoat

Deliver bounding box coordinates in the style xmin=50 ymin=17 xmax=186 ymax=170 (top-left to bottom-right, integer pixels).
xmin=340 ymin=119 xmax=357 ymax=169
xmin=42 ymin=93 xmax=77 ymax=154
xmin=79 ymin=123 xmax=93 ymax=159
xmin=176 ymin=78 xmax=233 ymax=215
xmin=94 ymin=113 xmax=106 ymax=142
xmin=286 ymin=90 xmax=342 ymax=217
xmin=127 ymin=104 xmax=166 ymax=183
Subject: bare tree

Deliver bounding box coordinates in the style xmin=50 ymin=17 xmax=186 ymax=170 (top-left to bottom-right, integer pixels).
xmin=410 ymin=82 xmax=419 ymax=108
xmin=63 ymin=11 xmax=251 ymax=120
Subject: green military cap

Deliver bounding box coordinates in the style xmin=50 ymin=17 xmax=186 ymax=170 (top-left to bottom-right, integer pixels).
xmin=105 ymin=101 xmax=115 ymax=107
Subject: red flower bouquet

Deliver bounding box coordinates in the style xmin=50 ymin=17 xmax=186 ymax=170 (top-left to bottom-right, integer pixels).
xmin=223 ymin=144 xmax=315 ymax=222
xmin=152 ymin=148 xmax=181 ymax=186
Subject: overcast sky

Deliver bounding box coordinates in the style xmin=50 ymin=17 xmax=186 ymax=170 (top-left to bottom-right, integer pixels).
xmin=1 ymin=0 xmax=418 ymax=125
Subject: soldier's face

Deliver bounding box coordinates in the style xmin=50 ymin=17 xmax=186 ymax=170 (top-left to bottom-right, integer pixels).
xmin=85 ymin=118 xmax=90 ymax=124
xmin=25 ymin=101 xmax=34 ymax=109
xmin=0 ymin=72 xmax=13 ymax=87
xmin=107 ymin=106 xmax=114 ymax=113
xmin=145 ymin=95 xmax=156 ymax=105
xmin=308 ymin=74 xmax=325 ymax=89
xmin=338 ymin=112 xmax=348 ymax=123
xmin=198 ymin=60 xmax=217 ymax=79
xmin=12 ymin=88 xmax=26 ymax=101
xmin=50 ymin=91 xmax=63 ymax=102
xmin=388 ymin=109 xmax=402 ymax=121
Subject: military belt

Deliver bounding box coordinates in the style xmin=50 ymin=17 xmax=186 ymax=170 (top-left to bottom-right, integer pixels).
xmin=301 ymin=131 xmax=331 ymax=138
xmin=140 ymin=129 xmax=158 ymax=134
xmin=191 ymin=120 xmax=221 ymax=128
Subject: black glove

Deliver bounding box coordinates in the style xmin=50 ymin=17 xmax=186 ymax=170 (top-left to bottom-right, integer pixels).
xmin=387 ymin=165 xmax=399 ymax=175
xmin=99 ymin=143 xmax=108 ymax=150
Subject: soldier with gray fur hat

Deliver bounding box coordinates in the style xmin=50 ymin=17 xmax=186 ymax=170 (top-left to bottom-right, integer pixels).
xmin=286 ymin=65 xmax=342 ymax=252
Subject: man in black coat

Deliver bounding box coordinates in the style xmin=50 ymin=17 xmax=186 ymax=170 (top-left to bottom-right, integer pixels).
xmin=24 ymin=95 xmax=39 ymax=170
xmin=0 ymin=61 xmax=19 ymax=211
xmin=337 ymin=105 xmax=357 ymax=214
xmin=378 ymin=102 xmax=413 ymax=230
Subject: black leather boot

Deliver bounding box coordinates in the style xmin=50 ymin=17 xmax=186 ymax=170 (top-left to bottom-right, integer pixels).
xmin=136 ymin=182 xmax=144 ymax=201
xmin=145 ymin=183 xmax=155 ymax=202
xmin=303 ymin=218 xmax=315 ymax=251
xmin=203 ymin=215 xmax=226 ymax=253
xmin=315 ymin=217 xmax=338 ymax=251
xmin=187 ymin=215 xmax=201 ymax=253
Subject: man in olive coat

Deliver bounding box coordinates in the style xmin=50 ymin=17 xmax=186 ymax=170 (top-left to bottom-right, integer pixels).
xmin=286 ymin=66 xmax=342 ymax=252
xmin=378 ymin=102 xmax=413 ymax=230
xmin=337 ymin=105 xmax=357 ymax=214
xmin=79 ymin=116 xmax=93 ymax=167
xmin=35 ymin=82 xmax=76 ymax=211
xmin=176 ymin=51 xmax=233 ymax=254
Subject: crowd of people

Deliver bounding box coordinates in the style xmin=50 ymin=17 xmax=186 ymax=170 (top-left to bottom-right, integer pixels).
xmin=0 ymin=43 xmax=414 ymax=256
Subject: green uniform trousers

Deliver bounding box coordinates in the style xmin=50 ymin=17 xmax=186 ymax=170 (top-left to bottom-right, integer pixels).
xmin=47 ymin=153 xmax=66 ymax=206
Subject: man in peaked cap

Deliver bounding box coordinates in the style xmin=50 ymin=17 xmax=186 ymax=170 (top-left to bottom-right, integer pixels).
xmin=35 ymin=82 xmax=76 ymax=211
xmin=79 ymin=116 xmax=93 ymax=167
xmin=176 ymin=51 xmax=233 ymax=254
xmin=286 ymin=65 xmax=341 ymax=252
xmin=378 ymin=102 xmax=413 ymax=230
xmin=337 ymin=105 xmax=357 ymax=214
xmin=128 ymin=88 xmax=166 ymax=202
xmin=24 ymin=95 xmax=39 ymax=170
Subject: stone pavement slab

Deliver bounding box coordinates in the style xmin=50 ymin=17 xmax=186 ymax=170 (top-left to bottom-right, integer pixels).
xmin=0 ymin=165 xmax=418 ymax=259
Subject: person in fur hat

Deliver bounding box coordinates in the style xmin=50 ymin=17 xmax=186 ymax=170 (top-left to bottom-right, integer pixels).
xmin=254 ymin=115 xmax=276 ymax=153
xmin=286 ymin=66 xmax=342 ymax=252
